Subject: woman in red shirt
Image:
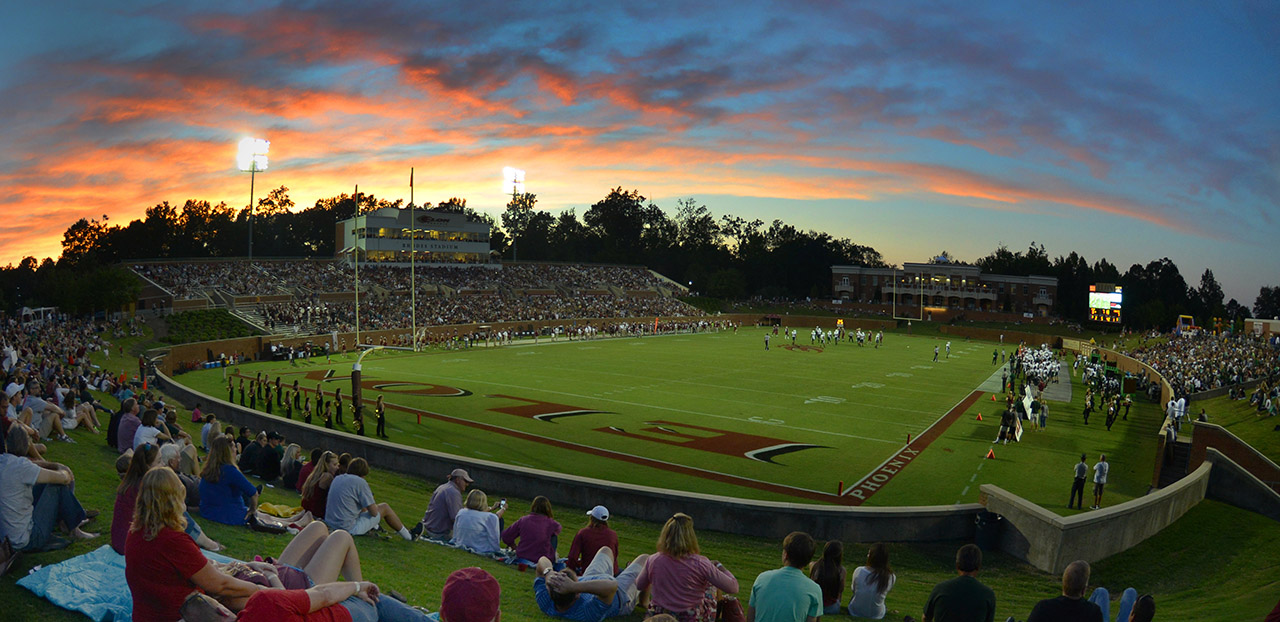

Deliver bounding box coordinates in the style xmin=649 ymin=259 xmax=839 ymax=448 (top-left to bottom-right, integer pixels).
xmin=124 ymin=467 xmax=262 ymax=622
xmin=566 ymin=505 xmax=619 ymax=575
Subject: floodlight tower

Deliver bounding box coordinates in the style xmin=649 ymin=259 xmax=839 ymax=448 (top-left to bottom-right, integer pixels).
xmin=237 ymin=138 xmax=270 ymax=260
xmin=502 ymin=166 xmax=526 ymax=261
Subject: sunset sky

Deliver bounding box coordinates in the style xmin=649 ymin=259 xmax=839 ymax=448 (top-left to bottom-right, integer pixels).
xmin=2 ymin=2 xmax=1277 ymax=303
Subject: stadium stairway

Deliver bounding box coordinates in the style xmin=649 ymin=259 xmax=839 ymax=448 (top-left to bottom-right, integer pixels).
xmin=1158 ymin=439 xmax=1194 ymax=488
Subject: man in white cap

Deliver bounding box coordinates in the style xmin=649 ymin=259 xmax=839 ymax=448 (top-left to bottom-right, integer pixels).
xmin=414 ymin=468 xmax=473 ymax=539
xmin=567 ymin=505 xmax=619 ymax=576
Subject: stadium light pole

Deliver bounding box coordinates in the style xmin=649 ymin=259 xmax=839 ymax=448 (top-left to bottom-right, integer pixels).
xmin=409 ymin=167 xmax=417 ymax=351
xmin=237 ymin=138 xmax=269 ymax=260
xmin=502 ymin=166 xmax=525 ymax=261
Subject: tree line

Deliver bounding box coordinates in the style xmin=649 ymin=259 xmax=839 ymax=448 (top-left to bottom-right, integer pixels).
xmin=1 ymin=186 xmax=1275 ymax=330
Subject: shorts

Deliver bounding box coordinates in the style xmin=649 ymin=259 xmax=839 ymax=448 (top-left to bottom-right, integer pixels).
xmin=1093 ymin=482 xmax=1105 ymax=496
xmin=348 ymin=511 xmax=381 ymax=536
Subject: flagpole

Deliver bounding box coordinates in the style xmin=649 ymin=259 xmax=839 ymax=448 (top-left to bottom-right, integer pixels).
xmin=354 ymin=184 xmax=360 ymax=349
xmin=410 ymin=167 xmax=417 ymax=352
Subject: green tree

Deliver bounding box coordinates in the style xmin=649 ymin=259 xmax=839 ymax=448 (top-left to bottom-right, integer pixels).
xmin=501 ymin=192 xmax=537 ymax=260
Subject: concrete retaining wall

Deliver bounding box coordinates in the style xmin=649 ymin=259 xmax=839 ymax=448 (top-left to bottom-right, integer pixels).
xmin=1189 ymin=422 xmax=1280 ymax=494
xmin=981 ymin=458 xmax=1210 ymax=574
xmin=156 ymin=370 xmax=982 ymax=543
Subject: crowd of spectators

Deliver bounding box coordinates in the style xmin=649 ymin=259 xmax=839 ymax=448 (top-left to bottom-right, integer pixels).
xmin=135 ymin=260 xmax=677 ymax=301
xmin=1123 ymin=333 xmax=1279 ymax=397
xmin=258 ymin=292 xmax=703 ymax=335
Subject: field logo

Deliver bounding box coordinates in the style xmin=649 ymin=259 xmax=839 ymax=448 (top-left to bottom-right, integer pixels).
xmin=486 ymin=394 xmax=611 ymax=422
xmin=597 ymin=420 xmax=826 ymax=464
xmin=782 ymin=345 xmax=823 ymax=353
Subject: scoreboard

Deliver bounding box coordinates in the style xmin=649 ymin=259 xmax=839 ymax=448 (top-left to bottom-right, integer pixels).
xmin=1088 ymin=284 xmax=1122 ymax=324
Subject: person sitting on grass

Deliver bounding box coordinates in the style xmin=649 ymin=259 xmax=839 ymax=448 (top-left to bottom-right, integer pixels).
xmin=125 ymin=467 xmax=264 ymax=621
xmin=0 ymin=425 xmax=98 ymax=552
xmin=807 ymin=541 xmax=845 ymax=617
xmin=238 ymin=431 xmax=267 ymax=477
xmin=535 ymin=547 xmax=650 ymax=621
xmin=1024 ymin=560 xmax=1102 ymax=621
xmin=922 ymin=544 xmax=994 ymax=622
xmin=132 ymin=409 xmax=172 ymax=450
xmin=295 ymin=448 xmax=322 ymax=494
xmin=1087 ymin=587 xmax=1154 ymax=622
xmin=439 ymin=567 xmax=502 ymax=622
xmin=635 ymin=513 xmax=739 ymax=622
xmin=198 ymin=435 xmax=299 ymax=532
xmin=450 ymin=489 xmax=506 ymax=555
xmin=847 ymin=543 xmax=895 ymax=620
xmin=254 ymin=432 xmax=285 ymax=484
xmin=567 ymin=505 xmax=619 ymax=576
xmin=415 ymin=468 xmax=474 ymax=540
xmin=301 ymin=451 xmax=338 ymax=520
xmin=214 ymin=521 xmax=367 ymax=592
xmin=746 ymin=531 xmax=822 ymax=622
xmin=502 ymin=495 xmax=563 ymax=568
xmin=323 ymin=457 xmax=415 ymax=540
xmin=280 ymin=444 xmax=305 ymax=490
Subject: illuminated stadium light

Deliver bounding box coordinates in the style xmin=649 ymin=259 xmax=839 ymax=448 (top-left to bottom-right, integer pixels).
xmin=237 ymin=138 xmax=270 ymax=172
xmin=502 ymin=166 xmax=525 ymax=194
xmin=237 ymin=137 xmax=269 ymax=259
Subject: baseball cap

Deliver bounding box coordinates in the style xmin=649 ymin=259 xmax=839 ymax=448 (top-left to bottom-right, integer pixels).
xmin=450 ymin=468 xmax=474 ymax=483
xmin=587 ymin=505 xmax=609 ymax=521
xmin=439 ymin=567 xmax=500 ymax=622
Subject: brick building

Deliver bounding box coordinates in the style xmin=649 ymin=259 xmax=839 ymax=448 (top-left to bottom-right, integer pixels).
xmin=831 ymin=261 xmax=1058 ymax=316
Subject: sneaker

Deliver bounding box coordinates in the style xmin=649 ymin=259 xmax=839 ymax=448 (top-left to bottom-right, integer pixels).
xmin=58 ymin=435 xmax=76 ymax=443
xmin=408 ymin=522 xmax=424 ymax=539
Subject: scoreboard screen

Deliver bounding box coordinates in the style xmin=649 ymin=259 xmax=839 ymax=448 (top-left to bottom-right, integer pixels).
xmin=1088 ymin=285 xmax=1122 ymax=323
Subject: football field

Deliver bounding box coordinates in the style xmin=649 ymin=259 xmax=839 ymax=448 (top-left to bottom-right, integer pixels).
xmin=176 ymin=328 xmax=1160 ymax=508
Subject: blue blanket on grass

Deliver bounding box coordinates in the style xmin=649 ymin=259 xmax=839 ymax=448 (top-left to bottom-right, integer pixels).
xmin=17 ymin=544 xmax=234 ymax=622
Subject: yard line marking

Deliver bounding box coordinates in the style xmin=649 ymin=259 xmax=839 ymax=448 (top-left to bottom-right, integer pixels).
xmin=961 ymin=485 xmax=970 ymax=496
xmin=970 ymin=473 xmax=977 ymax=482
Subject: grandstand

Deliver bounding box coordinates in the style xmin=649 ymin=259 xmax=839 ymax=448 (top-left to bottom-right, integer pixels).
xmin=129 ymin=259 xmax=701 ymax=335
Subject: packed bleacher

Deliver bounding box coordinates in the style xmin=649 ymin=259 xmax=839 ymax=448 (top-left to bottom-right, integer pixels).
xmin=135 ymin=260 xmax=677 ymax=299
xmin=1123 ymin=333 xmax=1279 ymax=397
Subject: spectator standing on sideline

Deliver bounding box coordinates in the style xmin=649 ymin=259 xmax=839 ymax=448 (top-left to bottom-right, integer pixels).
xmin=1092 ymin=455 xmax=1109 ymax=510
xmin=923 ymin=544 xmax=995 ymax=622
xmin=1025 ymin=560 xmax=1103 ymax=622
xmin=416 ymin=468 xmax=473 ymax=539
xmin=1068 ymin=454 xmax=1088 ymax=510
xmin=746 ymin=531 xmax=822 ymax=622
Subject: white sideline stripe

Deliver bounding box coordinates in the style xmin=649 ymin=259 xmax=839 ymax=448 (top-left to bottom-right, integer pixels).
xmin=840 ymin=389 xmax=981 ymax=497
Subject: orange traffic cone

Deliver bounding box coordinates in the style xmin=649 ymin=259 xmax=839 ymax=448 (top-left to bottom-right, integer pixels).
xmin=986 ymin=448 xmax=996 ymax=459
xmin=976 ymin=413 xmax=983 ymax=421
xmin=990 ymin=394 xmax=996 ymax=401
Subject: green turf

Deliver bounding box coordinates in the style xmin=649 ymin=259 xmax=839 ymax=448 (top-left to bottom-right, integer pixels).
xmin=175 ymin=330 xmax=1167 ymax=511
xmin=1194 ymin=393 xmax=1280 ymax=463
xmin=878 ymin=369 xmax=1163 ymax=511
xmin=2 ymin=328 xmax=1276 ymax=621
xmin=176 ymin=331 xmax=1015 ymax=504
